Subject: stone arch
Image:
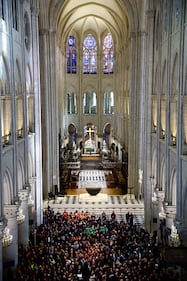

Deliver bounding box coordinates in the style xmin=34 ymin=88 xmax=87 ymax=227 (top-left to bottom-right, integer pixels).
xmin=160 ymin=156 xmax=166 ymax=191
xmin=171 ymin=52 xmax=179 ymax=95
xmin=28 ymin=152 xmax=34 ymax=180
xmin=170 ymin=168 xmax=177 ymax=206
xmin=103 ymin=123 xmax=112 ymax=149
xmin=1 ymin=54 xmax=10 ymax=94
xmin=17 ymin=160 xmax=25 ymax=190
xmin=26 ymin=63 xmax=33 ymax=93
xmin=3 ymin=169 xmax=13 ymax=205
xmin=68 ymin=123 xmax=77 ymax=146
xmin=15 ymin=58 xmax=22 ymax=94
xmin=161 ymin=60 xmax=167 ymax=95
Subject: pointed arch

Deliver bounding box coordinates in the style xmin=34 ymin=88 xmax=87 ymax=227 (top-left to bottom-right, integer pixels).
xmin=26 ymin=63 xmax=33 ymax=94
xmin=103 ymin=123 xmax=112 ymax=149
xmin=161 ymin=60 xmax=167 ymax=95
xmin=160 ymin=156 xmax=166 ymax=191
xmin=1 ymin=54 xmax=10 ymax=94
xmin=68 ymin=123 xmax=77 ymax=145
xmin=17 ymin=160 xmax=25 ymax=190
xmin=170 ymin=168 xmax=177 ymax=206
xmin=28 ymin=152 xmax=34 ymax=179
xmin=15 ymin=58 xmax=22 ymax=94
xmin=3 ymin=169 xmax=13 ymax=205
xmin=171 ymin=53 xmax=179 ymax=95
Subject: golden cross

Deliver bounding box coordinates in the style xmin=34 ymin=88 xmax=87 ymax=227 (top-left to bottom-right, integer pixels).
xmin=86 ymin=127 xmax=95 ymax=139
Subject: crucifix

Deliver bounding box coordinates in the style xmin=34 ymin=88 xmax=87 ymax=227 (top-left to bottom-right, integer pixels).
xmin=86 ymin=127 xmax=95 ymax=140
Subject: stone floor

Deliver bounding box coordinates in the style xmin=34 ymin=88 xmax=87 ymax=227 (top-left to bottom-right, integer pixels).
xmin=44 ymin=193 xmax=144 ymax=227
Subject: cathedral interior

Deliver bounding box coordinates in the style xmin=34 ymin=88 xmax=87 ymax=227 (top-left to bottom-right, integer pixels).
xmin=1 ymin=0 xmax=187 ymax=280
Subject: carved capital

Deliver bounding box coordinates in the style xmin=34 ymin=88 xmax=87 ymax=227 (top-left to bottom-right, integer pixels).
xmin=4 ymin=205 xmax=19 ymax=219
xmin=18 ymin=189 xmax=29 ymax=202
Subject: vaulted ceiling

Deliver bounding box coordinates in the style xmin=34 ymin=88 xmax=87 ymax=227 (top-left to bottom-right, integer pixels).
xmin=56 ymin=0 xmax=130 ymax=48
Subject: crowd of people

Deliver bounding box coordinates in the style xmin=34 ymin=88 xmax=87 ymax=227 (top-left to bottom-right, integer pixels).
xmin=15 ymin=207 xmax=177 ymax=281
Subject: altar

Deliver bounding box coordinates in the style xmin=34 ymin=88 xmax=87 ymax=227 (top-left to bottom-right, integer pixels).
xmin=84 ymin=138 xmax=97 ymax=154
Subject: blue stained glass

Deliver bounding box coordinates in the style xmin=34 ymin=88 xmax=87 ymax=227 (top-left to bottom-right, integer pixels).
xmin=83 ymin=34 xmax=97 ymax=74
xmin=103 ymin=33 xmax=114 ymax=74
xmin=67 ymin=34 xmax=77 ymax=73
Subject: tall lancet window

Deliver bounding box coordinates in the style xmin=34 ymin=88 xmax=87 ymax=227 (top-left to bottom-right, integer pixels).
xmin=66 ymin=34 xmax=76 ymax=73
xmin=104 ymin=91 xmax=114 ymax=114
xmin=83 ymin=92 xmax=97 ymax=114
xmin=103 ymin=33 xmax=114 ymax=74
xmin=67 ymin=92 xmax=77 ymax=114
xmin=91 ymin=92 xmax=97 ymax=114
xmin=83 ymin=34 xmax=97 ymax=74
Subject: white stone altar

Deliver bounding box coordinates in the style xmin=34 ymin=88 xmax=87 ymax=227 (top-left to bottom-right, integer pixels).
xmin=84 ymin=138 xmax=97 ymax=154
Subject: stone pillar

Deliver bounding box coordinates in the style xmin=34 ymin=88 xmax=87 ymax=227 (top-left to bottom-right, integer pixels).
xmin=143 ymin=9 xmax=155 ymax=233
xmin=128 ymin=32 xmax=139 ymax=196
xmin=31 ymin=4 xmax=43 ymax=226
xmin=49 ymin=30 xmax=59 ymax=191
xmin=18 ymin=190 xmax=29 ymax=245
xmin=3 ymin=205 xmax=18 ymax=267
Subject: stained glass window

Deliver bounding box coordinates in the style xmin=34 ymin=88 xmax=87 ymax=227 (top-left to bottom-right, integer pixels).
xmin=103 ymin=33 xmax=114 ymax=74
xmin=67 ymin=34 xmax=76 ymax=73
xmin=83 ymin=34 xmax=97 ymax=74
xmin=104 ymin=91 xmax=114 ymax=114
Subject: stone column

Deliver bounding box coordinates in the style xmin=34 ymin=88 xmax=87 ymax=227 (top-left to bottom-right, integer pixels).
xmin=18 ymin=190 xmax=29 ymax=245
xmin=39 ymin=27 xmax=51 ymax=199
xmin=143 ymin=9 xmax=155 ymax=232
xmin=49 ymin=30 xmax=59 ymax=191
xmin=3 ymin=205 xmax=18 ymax=267
xmin=128 ymin=31 xmax=139 ymax=197
xmin=31 ymin=4 xmax=43 ymax=226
